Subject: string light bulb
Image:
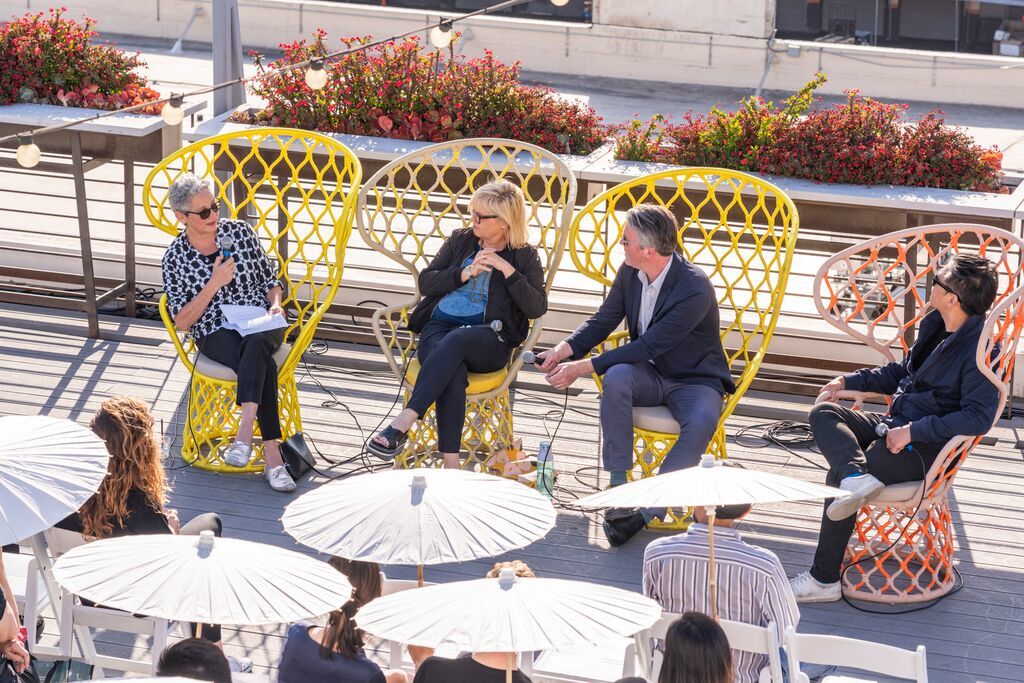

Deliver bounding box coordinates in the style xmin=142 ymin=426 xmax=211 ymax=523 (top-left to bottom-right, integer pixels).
xmin=550 ymin=0 xmax=570 ymax=5
xmin=161 ymin=95 xmax=185 ymax=126
xmin=430 ymin=20 xmax=453 ymax=49
xmin=304 ymin=59 xmax=329 ymax=90
xmin=16 ymin=134 xmax=41 ymax=169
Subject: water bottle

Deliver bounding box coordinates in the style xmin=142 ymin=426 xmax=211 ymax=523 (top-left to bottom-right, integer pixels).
xmin=536 ymin=441 xmax=554 ymax=499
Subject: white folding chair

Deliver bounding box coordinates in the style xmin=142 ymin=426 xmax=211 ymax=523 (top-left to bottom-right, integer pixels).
xmin=636 ymin=612 xmax=784 ymax=683
xmin=784 ymin=627 xmax=928 ymax=683
xmin=3 ymin=550 xmax=51 ymax=645
xmin=529 ymin=638 xmax=638 ymax=683
xmin=41 ymin=528 xmax=183 ymax=677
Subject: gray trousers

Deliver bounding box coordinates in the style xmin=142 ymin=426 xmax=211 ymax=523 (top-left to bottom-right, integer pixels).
xmin=600 ymin=361 xmax=724 ymax=473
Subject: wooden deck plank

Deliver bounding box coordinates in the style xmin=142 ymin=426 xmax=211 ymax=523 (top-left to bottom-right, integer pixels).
xmin=3 ymin=302 xmax=1024 ymax=682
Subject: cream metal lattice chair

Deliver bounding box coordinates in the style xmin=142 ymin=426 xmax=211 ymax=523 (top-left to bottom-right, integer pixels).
xmin=814 ymin=223 xmax=1024 ymax=603
xmin=143 ymin=128 xmax=362 ymax=471
xmin=569 ymin=168 xmax=799 ymax=528
xmin=356 ymin=138 xmax=577 ymax=469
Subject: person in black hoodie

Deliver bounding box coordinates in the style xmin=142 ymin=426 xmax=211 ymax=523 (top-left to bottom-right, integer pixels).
xmin=790 ymin=253 xmax=1001 ymax=603
xmin=368 ymin=180 xmax=547 ymax=468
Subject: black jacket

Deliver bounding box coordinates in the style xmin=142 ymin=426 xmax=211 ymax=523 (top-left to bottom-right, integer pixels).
xmin=407 ymin=228 xmax=547 ymax=347
xmin=843 ymin=309 xmax=1000 ymax=445
xmin=565 ymin=253 xmax=735 ymax=395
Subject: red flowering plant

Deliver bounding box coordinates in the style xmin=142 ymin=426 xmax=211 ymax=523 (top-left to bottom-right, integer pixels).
xmin=0 ymin=7 xmax=161 ymax=113
xmin=237 ymin=30 xmax=608 ymax=155
xmin=614 ymin=74 xmax=1002 ymax=192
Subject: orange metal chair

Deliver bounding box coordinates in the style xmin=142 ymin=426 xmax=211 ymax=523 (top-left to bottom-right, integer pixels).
xmin=814 ymin=223 xmax=1024 ymax=602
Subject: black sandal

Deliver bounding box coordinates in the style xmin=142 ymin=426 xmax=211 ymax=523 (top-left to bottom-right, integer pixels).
xmin=367 ymin=426 xmax=408 ymax=461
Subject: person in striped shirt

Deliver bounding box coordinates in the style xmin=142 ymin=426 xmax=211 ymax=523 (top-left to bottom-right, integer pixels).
xmin=642 ymin=502 xmax=799 ymax=683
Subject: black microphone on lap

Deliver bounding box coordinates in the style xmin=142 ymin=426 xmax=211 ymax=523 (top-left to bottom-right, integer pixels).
xmin=460 ymin=320 xmax=503 ymax=335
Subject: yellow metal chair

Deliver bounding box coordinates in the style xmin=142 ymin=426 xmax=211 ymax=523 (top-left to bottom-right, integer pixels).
xmin=143 ymin=128 xmax=362 ymax=471
xmin=814 ymin=224 xmax=1024 ymax=602
xmin=569 ymin=168 xmax=799 ymax=527
xmin=356 ymin=138 xmax=577 ymax=469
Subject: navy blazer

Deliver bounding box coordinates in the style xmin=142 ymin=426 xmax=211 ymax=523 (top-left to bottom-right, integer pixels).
xmin=565 ymin=254 xmax=735 ymax=395
xmin=843 ymin=309 xmax=1000 ymax=445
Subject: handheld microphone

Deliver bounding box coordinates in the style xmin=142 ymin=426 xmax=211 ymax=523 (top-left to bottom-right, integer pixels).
xmin=876 ymin=421 xmax=913 ymax=451
xmin=489 ymin=320 xmax=502 ymax=333
xmin=219 ymin=237 xmax=234 ymax=259
xmin=522 ymin=350 xmax=537 ymax=365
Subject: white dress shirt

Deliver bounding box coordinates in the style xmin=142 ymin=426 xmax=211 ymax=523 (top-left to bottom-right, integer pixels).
xmin=637 ymin=260 xmax=672 ymax=335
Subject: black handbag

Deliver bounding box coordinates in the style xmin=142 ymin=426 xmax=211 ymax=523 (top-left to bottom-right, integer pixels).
xmin=0 ymin=657 xmax=40 ymax=683
xmin=40 ymin=659 xmax=91 ymax=683
xmin=280 ymin=432 xmax=315 ymax=479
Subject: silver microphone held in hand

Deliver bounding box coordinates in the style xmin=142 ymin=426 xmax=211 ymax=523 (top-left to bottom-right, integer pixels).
xmin=219 ymin=237 xmax=235 ymax=259
xmin=875 ymin=422 xmax=890 ymax=437
xmin=522 ymin=350 xmax=537 ymax=364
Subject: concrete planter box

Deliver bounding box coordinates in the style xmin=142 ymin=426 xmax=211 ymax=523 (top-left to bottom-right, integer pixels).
xmin=0 ymin=101 xmax=205 ymax=163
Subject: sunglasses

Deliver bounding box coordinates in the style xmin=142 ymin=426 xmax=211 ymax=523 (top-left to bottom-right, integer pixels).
xmin=471 ymin=211 xmax=498 ymax=222
xmin=182 ymin=200 xmax=220 ymax=220
xmin=933 ymin=275 xmax=960 ymax=300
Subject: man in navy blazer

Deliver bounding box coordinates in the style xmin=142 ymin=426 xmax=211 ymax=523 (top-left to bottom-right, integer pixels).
xmin=790 ymin=253 xmax=1001 ymax=603
xmin=539 ymin=204 xmax=734 ymax=546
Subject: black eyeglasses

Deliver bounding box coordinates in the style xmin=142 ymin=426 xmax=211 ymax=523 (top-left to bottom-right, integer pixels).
xmin=471 ymin=211 xmax=497 ymax=222
xmin=933 ymin=275 xmax=960 ymax=300
xmin=182 ymin=200 xmax=220 ymax=220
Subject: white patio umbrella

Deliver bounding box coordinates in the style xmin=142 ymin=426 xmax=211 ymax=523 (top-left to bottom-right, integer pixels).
xmin=576 ymin=454 xmax=849 ymax=619
xmin=283 ymin=468 xmax=556 ymax=584
xmin=52 ymin=531 xmax=352 ymax=630
xmin=0 ymin=415 xmax=109 ymax=545
xmin=355 ymin=566 xmax=663 ymax=683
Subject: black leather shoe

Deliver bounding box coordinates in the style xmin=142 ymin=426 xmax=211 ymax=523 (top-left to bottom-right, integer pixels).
xmin=602 ymin=510 xmax=646 ymax=547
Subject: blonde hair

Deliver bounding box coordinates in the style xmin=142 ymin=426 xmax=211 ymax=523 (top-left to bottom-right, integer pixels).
xmin=470 ymin=180 xmax=529 ymax=249
xmin=80 ymin=396 xmax=167 ymax=538
xmin=485 ymin=560 xmax=535 ymax=578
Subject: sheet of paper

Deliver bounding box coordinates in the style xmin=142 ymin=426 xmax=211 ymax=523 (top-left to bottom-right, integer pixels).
xmin=220 ymin=304 xmax=288 ymax=336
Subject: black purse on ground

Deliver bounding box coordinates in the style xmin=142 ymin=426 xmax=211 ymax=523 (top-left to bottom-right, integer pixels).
xmin=0 ymin=657 xmax=40 ymax=683
xmin=280 ymin=432 xmax=315 ymax=479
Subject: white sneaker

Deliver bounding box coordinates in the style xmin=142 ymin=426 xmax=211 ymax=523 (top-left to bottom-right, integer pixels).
xmin=789 ymin=571 xmax=842 ymax=604
xmin=222 ymin=441 xmax=253 ymax=468
xmin=227 ymin=655 xmax=253 ymax=673
xmin=826 ymin=473 xmax=884 ymax=521
xmin=265 ymin=464 xmax=296 ymax=493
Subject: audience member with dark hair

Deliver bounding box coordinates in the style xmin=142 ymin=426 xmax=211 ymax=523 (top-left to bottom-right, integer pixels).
xmin=791 ymin=253 xmax=1002 ymax=603
xmin=278 ymin=557 xmax=409 ymax=683
xmin=157 ymin=638 xmax=232 ymax=683
xmin=643 ymin=464 xmax=798 ymax=683
xmin=659 ymin=613 xmax=733 ymax=683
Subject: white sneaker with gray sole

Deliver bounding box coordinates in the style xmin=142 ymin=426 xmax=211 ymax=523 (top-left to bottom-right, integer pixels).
xmin=222 ymin=441 xmax=253 ymax=468
xmin=826 ymin=473 xmax=884 ymax=521
xmin=265 ymin=464 xmax=296 ymax=493
xmin=789 ymin=571 xmax=842 ymax=604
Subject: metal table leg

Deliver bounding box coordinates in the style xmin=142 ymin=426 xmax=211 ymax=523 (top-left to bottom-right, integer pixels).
xmin=70 ymin=132 xmax=99 ymax=339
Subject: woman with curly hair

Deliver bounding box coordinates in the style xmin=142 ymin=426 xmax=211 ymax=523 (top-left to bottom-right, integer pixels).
xmin=57 ymin=397 xmax=247 ymax=670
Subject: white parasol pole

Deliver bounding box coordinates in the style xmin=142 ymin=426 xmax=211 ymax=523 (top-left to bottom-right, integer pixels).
xmin=706 ymin=505 xmax=718 ymax=621
xmin=506 ymin=652 xmax=514 ymax=683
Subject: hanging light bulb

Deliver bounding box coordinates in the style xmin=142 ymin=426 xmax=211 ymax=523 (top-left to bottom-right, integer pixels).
xmin=16 ymin=134 xmax=41 ymax=169
xmin=161 ymin=95 xmax=185 ymax=126
xmin=550 ymin=0 xmax=570 ymax=6
xmin=304 ymin=59 xmax=329 ymax=90
xmin=430 ymin=20 xmax=453 ymax=49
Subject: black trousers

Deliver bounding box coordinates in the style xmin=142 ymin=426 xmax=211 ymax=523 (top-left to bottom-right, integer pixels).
xmin=406 ymin=321 xmax=511 ymax=453
xmin=199 ymin=327 xmax=285 ymax=441
xmin=808 ymin=402 xmax=940 ymax=584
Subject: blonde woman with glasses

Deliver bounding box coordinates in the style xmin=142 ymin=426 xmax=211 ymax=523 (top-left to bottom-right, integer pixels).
xmin=368 ymin=180 xmax=547 ymax=468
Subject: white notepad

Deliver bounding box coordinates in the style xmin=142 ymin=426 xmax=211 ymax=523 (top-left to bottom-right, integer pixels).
xmin=220 ymin=304 xmax=288 ymax=336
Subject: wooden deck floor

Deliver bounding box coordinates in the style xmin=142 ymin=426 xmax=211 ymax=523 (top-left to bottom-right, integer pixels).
xmin=2 ymin=302 xmax=1023 ymax=682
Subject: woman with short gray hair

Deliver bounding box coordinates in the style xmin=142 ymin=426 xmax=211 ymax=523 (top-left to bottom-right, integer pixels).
xmin=161 ymin=172 xmax=296 ymax=492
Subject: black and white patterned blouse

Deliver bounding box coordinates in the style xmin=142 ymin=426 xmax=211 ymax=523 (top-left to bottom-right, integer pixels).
xmin=162 ymin=218 xmax=281 ymax=340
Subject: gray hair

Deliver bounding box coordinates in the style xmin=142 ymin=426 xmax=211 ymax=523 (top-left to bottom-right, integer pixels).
xmin=625 ymin=204 xmax=678 ymax=256
xmin=168 ymin=173 xmax=213 ymax=214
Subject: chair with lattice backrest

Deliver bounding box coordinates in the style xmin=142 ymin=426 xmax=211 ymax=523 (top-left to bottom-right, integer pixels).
xmin=569 ymin=168 xmax=799 ymax=528
xmin=813 ymin=223 xmax=1024 ymax=603
xmin=143 ymin=128 xmax=362 ymax=471
xmin=356 ymin=138 xmax=576 ymax=469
